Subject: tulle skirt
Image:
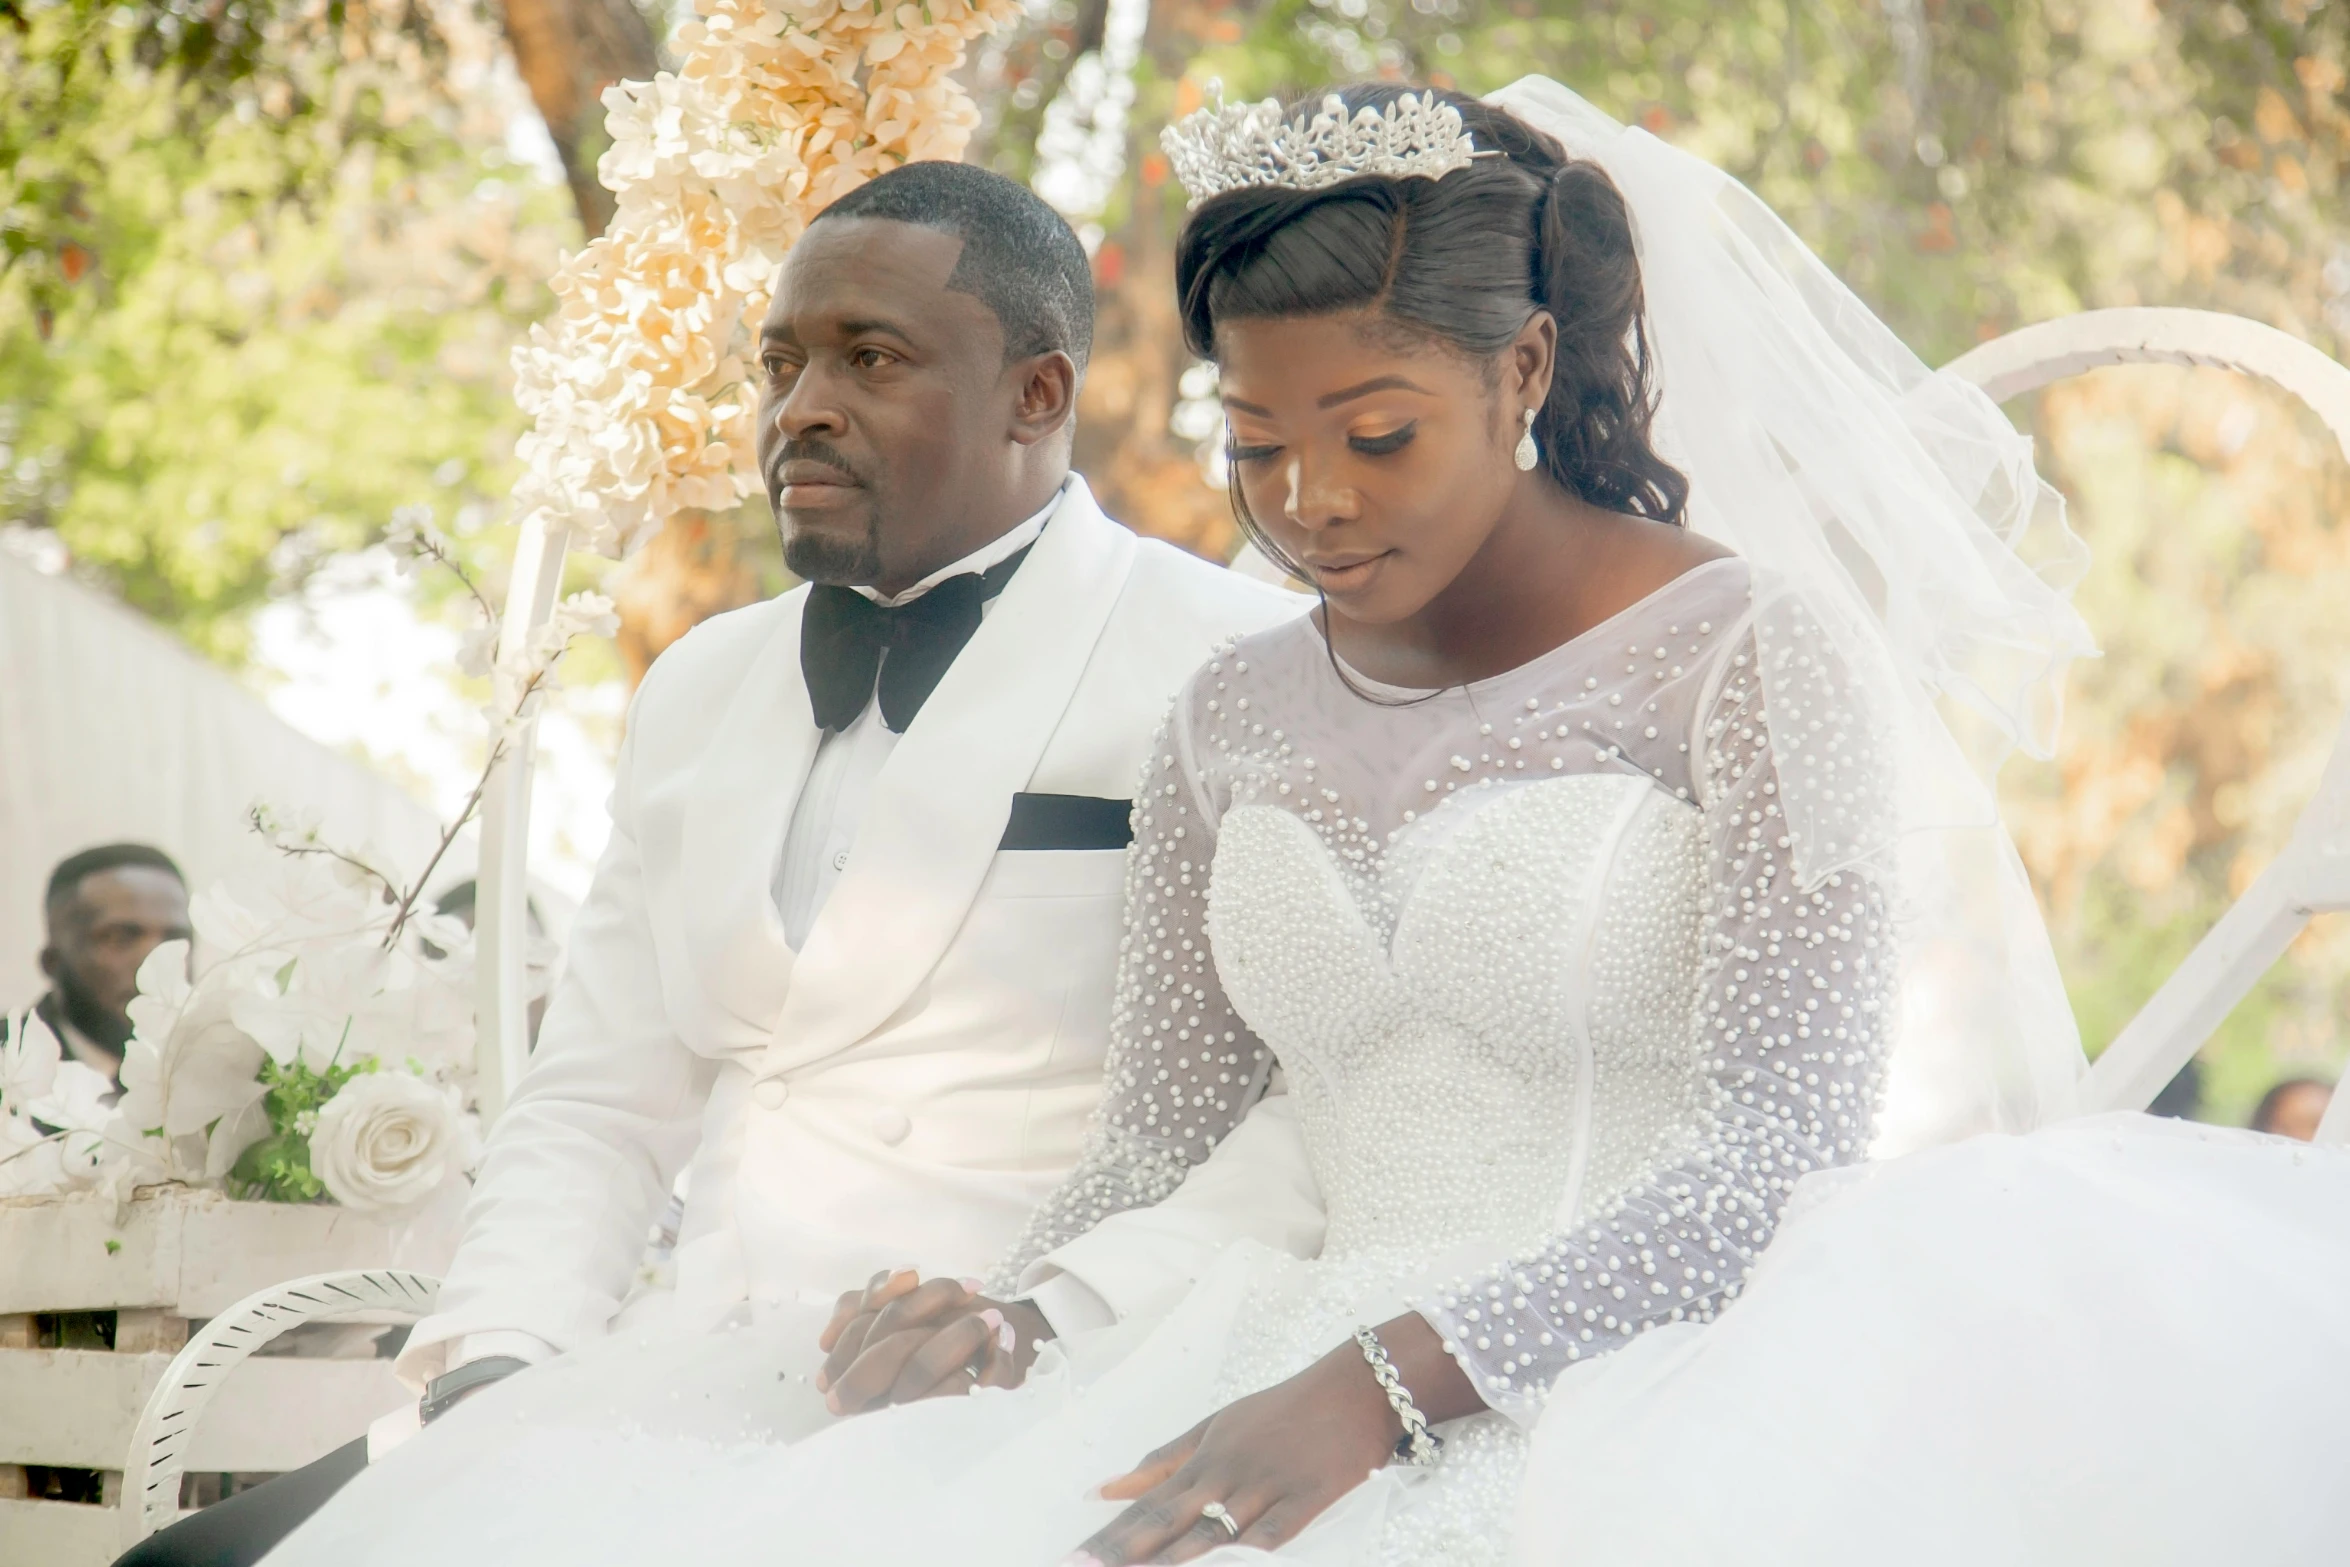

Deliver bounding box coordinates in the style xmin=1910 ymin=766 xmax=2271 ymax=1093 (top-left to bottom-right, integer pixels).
xmin=265 ymin=1114 xmax=2350 ymax=1567
xmin=264 ymin=1232 xmax=1530 ymax=1566
xmin=1516 ymin=1113 xmax=2350 ymax=1566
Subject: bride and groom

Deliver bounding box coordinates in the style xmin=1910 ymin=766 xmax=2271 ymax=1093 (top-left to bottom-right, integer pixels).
xmin=152 ymin=76 xmax=2348 ymax=1567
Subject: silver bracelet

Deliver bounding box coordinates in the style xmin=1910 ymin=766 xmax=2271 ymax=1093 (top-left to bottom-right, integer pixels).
xmin=1353 ymin=1326 xmax=1444 ymax=1467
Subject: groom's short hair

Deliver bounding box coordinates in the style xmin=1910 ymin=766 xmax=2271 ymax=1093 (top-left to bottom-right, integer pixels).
xmin=45 ymin=842 xmax=184 ymax=919
xmin=812 ymin=161 xmax=1094 ymax=376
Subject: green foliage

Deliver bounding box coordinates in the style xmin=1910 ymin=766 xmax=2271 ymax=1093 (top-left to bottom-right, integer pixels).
xmin=3 ymin=0 xmax=455 ymax=324
xmin=0 ymin=0 xmax=575 ymax=661
xmin=227 ymin=1053 xmax=373 ymax=1203
xmin=1175 ymin=0 xmax=2346 ymax=366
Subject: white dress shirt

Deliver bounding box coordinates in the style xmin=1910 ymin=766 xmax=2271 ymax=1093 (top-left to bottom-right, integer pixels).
xmin=772 ymin=495 xmax=1054 ymax=945
xmin=776 ymin=493 xmax=1117 ymax=1338
xmin=785 ymin=491 xmax=1120 ymax=1339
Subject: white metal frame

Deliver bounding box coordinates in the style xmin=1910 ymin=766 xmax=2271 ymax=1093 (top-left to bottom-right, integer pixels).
xmin=473 ymin=513 xmax=573 ymax=1121
xmin=117 ymin=1270 xmax=441 ymax=1548
xmin=1941 ymin=307 xmax=2350 ymax=1142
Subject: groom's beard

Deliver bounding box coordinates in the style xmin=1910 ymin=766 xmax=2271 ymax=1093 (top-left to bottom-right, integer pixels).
xmin=773 ymin=437 xmax=884 ymax=585
xmin=783 ymin=515 xmax=883 ymax=585
xmin=51 ymin=966 xmax=132 ymax=1055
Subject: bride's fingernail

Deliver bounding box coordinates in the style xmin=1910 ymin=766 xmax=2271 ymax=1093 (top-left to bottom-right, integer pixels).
xmin=998 ymin=1320 xmax=1017 ymax=1353
xmin=977 ymin=1307 xmax=1006 ymax=1332
xmin=958 ymin=1276 xmax=985 ymax=1293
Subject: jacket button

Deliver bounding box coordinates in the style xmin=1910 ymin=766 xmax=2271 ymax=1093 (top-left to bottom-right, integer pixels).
xmin=754 ymin=1079 xmax=790 ymax=1110
xmin=871 ymin=1107 xmax=911 ymax=1145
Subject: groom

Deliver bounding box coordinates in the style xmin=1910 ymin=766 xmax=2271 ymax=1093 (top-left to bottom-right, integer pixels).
xmin=118 ymin=162 xmax=1314 ymax=1567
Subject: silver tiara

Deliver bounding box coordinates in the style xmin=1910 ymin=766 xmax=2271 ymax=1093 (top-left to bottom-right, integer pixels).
xmin=1160 ymin=90 xmax=1490 ymax=209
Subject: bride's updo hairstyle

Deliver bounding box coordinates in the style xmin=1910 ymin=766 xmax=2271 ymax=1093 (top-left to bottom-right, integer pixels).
xmin=1175 ymin=85 xmax=1689 ymax=564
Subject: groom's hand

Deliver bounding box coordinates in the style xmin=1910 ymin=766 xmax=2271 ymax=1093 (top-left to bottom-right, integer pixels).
xmin=815 ymin=1270 xmax=1053 ymax=1414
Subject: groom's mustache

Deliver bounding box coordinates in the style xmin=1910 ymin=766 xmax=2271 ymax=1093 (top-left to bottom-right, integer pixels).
xmin=769 ymin=438 xmax=868 ymax=493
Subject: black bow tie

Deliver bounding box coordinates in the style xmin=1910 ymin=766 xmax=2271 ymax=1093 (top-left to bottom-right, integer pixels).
xmin=800 ymin=544 xmax=1033 ymax=733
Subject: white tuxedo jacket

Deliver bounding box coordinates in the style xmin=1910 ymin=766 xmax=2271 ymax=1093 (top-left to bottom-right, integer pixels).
xmin=400 ymin=481 xmax=1309 ymax=1384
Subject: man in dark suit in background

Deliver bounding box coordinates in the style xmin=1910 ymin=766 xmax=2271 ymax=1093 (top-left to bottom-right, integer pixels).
xmin=24 ymin=843 xmax=190 ymax=1085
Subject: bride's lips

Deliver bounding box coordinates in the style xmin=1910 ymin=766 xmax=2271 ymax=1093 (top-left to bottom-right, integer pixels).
xmin=1300 ymin=550 xmax=1394 ymax=594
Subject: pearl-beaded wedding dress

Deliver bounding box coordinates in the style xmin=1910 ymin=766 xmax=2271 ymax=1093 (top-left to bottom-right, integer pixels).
xmin=272 ymin=555 xmax=2349 ymax=1567
xmin=273 ymin=558 xmax=1902 ymax=1565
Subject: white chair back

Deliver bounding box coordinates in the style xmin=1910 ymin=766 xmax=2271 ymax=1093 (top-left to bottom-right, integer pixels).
xmin=117 ymin=1270 xmax=442 ymax=1548
xmin=1941 ymin=307 xmax=2350 ymax=1144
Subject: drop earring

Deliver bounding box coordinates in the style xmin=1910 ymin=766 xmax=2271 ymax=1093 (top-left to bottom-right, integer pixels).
xmin=1513 ymin=408 xmax=1539 ymax=472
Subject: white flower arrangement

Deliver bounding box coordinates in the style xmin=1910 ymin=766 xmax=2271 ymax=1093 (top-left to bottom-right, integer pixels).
xmin=0 ymin=518 xmax=600 ymax=1219
xmin=511 ymin=0 xmax=1024 ymax=560
xmin=309 ymin=1070 xmax=481 ymax=1220
xmin=0 ymin=852 xmax=481 ymax=1215
xmin=0 ymin=1009 xmax=114 ymax=1196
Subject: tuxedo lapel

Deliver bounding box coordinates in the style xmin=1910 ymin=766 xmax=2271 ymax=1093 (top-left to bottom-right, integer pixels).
xmin=760 ymin=479 xmax=1138 ymax=1075
xmin=678 ymin=592 xmax=819 ymax=1037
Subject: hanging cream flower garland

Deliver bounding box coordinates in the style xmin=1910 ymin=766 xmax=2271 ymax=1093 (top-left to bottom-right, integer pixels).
xmin=512 ymin=0 xmax=1024 ymax=558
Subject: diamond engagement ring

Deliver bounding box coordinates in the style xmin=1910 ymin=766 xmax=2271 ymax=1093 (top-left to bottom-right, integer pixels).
xmin=1199 ymin=1501 xmax=1241 ymax=1540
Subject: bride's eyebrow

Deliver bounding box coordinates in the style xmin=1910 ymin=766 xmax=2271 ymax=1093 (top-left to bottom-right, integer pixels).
xmin=1219 ymin=376 xmax=1432 ymax=418
xmin=1317 ymin=375 xmax=1431 ymax=408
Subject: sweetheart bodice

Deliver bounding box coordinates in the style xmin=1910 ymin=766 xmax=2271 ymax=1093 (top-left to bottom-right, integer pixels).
xmin=1207 ymin=774 xmax=1709 ymax=1265
xmin=990 ymin=575 xmax=1895 ymax=1440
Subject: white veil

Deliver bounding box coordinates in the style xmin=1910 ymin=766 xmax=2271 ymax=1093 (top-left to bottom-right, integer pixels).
xmin=1487 ymin=77 xmax=2098 ymax=1151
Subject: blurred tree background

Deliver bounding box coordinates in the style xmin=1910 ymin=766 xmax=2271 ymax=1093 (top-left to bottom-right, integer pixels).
xmin=0 ymin=0 xmax=577 ymax=659
xmin=4 ymin=0 xmax=2346 ymax=1117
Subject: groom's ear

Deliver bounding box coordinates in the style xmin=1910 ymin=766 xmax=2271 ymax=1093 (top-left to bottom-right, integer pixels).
xmin=1006 ymin=349 xmax=1080 ymax=447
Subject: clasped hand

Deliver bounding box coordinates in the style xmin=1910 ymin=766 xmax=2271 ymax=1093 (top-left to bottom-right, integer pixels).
xmin=814 ymin=1267 xmax=1052 ymax=1414
xmin=817 ymin=1281 xmax=1479 ymax=1566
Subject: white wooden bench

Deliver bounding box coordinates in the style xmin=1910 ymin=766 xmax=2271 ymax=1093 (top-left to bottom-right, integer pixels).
xmin=0 ymin=1191 xmax=437 ymax=1566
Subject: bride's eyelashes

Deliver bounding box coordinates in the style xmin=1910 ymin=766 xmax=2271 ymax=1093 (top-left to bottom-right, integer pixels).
xmin=1347 ymin=422 xmax=1417 ymax=457
xmin=1224 ymin=422 xmax=1418 ymax=465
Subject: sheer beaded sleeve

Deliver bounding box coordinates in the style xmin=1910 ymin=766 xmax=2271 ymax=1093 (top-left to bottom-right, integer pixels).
xmin=985 ymin=700 xmax=1278 ymax=1297
xmin=1413 ymin=632 xmax=1896 ymax=1425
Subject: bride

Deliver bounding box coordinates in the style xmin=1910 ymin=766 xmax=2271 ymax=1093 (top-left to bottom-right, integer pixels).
xmin=268 ymin=78 xmax=2349 ymax=1567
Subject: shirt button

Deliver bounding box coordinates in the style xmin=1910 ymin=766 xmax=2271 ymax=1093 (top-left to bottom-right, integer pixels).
xmin=753 ymin=1079 xmax=790 ymax=1110
xmin=830 ymin=850 xmax=850 ymax=871
xmin=870 ymin=1107 xmax=911 ymax=1146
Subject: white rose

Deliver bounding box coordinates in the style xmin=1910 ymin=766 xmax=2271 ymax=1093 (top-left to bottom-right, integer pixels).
xmin=310 ymin=1073 xmax=474 ymax=1220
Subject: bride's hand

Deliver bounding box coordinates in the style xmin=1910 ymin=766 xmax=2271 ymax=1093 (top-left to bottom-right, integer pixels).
xmin=815 ymin=1269 xmax=1051 ymax=1413
xmin=1068 ymin=1314 xmax=1480 ymax=1564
